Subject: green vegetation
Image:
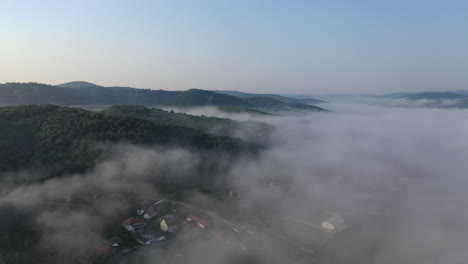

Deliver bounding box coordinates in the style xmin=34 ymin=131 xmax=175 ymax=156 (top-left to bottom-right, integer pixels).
xmin=164 ymin=89 xmax=250 ymax=107
xmin=102 ymin=105 xmax=273 ymax=143
xmin=392 ymin=91 xmax=468 ymax=108
xmin=56 ymin=81 xmax=101 ymax=89
xmin=0 ymin=205 xmax=41 ymax=264
xmin=0 ymin=82 xmax=327 ymax=111
xmin=0 ymin=84 xmax=325 ymax=264
xmin=395 ymin=92 xmax=467 ymax=100
xmin=0 ymin=82 xmax=177 ymax=106
xmin=214 ymin=90 xmax=327 ymax=104
xmin=243 ymin=97 xmax=326 ymax=111
xmin=216 ymin=106 xmax=275 ymax=116
xmin=0 ymin=105 xmax=255 ymax=178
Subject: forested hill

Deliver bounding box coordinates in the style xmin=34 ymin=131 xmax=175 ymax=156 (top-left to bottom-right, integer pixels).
xmin=0 ymin=82 xmax=326 ymax=111
xmin=242 ymin=96 xmax=326 ymax=111
xmin=103 ymin=105 xmax=273 ymax=144
xmin=0 ymin=105 xmax=255 ymax=178
xmin=395 ymin=92 xmax=467 ymax=100
xmin=214 ymin=90 xmax=327 ymax=104
xmin=0 ymin=82 xmax=179 ymax=106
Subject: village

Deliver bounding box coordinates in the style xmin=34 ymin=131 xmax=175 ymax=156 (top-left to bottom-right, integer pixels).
xmin=71 ymin=186 xmax=364 ymax=264
xmin=39 ymin=173 xmax=394 ymax=264
xmin=74 ymin=198 xmax=253 ymax=264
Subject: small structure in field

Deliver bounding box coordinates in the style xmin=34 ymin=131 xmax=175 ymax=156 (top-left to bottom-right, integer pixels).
xmin=160 ymin=215 xmax=179 ymax=233
xmin=186 ymin=215 xmax=209 ymax=229
xmin=121 ymin=217 xmax=145 ymax=232
xmin=321 ymin=215 xmax=346 ymax=232
xmin=94 ymin=237 xmax=123 ymax=256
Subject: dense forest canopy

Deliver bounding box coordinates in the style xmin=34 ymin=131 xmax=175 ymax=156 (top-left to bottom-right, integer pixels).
xmin=0 ymin=105 xmax=257 ymax=178
xmin=102 ymin=105 xmax=273 ymax=144
xmin=214 ymin=90 xmax=327 ymax=104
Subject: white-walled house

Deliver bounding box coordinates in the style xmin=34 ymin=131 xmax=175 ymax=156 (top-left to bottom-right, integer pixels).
xmin=321 ymin=215 xmax=345 ymax=232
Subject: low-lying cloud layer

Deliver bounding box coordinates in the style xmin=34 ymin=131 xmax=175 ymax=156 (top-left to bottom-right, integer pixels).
xmin=229 ymin=105 xmax=468 ymax=263
xmin=1 ymin=104 xmax=468 ymax=263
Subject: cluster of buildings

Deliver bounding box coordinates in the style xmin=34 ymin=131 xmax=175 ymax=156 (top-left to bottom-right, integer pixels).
xmin=79 ymin=188 xmax=352 ymax=263
xmin=120 ymin=200 xmax=176 ymax=246
xmin=70 ymin=197 xmax=255 ymax=264
xmin=89 ymin=199 xmax=222 ymax=261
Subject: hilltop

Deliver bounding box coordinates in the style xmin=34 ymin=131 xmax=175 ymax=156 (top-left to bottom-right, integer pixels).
xmin=102 ymin=105 xmax=273 ymax=144
xmin=242 ymin=96 xmax=325 ymax=112
xmin=56 ymin=81 xmax=102 ymax=88
xmin=0 ymin=82 xmax=327 ymax=112
xmin=214 ymin=90 xmax=327 ymax=105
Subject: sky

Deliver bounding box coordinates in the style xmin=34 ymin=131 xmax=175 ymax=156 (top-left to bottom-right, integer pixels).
xmin=0 ymin=0 xmax=467 ymax=94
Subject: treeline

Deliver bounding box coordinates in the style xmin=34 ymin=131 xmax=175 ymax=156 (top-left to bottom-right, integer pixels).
xmin=0 ymin=105 xmax=257 ymax=178
xmin=0 ymin=82 xmax=326 ymax=111
xmin=102 ymin=105 xmax=273 ymax=144
xmin=0 ymin=83 xmax=247 ymax=107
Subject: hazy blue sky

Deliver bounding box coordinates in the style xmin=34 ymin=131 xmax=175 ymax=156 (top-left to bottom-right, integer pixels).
xmin=1 ymin=0 xmax=467 ymax=94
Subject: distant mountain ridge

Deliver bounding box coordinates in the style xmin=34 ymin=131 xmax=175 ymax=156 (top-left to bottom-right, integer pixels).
xmin=214 ymin=90 xmax=327 ymax=104
xmin=56 ymin=81 xmax=101 ymax=88
xmin=388 ymin=91 xmax=468 ymax=108
xmin=241 ymin=96 xmax=325 ymax=111
xmin=394 ymin=92 xmax=467 ymax=100
xmin=0 ymin=82 xmax=327 ymax=112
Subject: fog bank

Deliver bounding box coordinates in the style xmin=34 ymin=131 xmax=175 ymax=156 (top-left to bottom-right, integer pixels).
xmin=2 ymin=105 xmax=468 ymax=263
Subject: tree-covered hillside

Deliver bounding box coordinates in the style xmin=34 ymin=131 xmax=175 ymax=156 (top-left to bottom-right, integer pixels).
xmin=56 ymin=81 xmax=101 ymax=88
xmin=0 ymin=82 xmax=327 ymax=111
xmin=395 ymin=92 xmax=466 ymax=100
xmin=164 ymin=89 xmax=250 ymax=107
xmin=214 ymin=90 xmax=327 ymax=104
xmin=216 ymin=106 xmax=274 ymax=116
xmin=102 ymin=105 xmax=273 ymax=144
xmin=0 ymin=83 xmax=244 ymax=107
xmin=0 ymin=105 xmax=255 ymax=178
xmin=243 ymin=96 xmax=326 ymax=111
xmin=0 ymin=82 xmax=178 ymax=106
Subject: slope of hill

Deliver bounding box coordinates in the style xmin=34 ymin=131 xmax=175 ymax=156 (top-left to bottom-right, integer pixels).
xmin=0 ymin=82 xmax=327 ymax=112
xmin=243 ymin=96 xmax=326 ymax=112
xmin=395 ymin=92 xmax=466 ymax=100
xmin=102 ymin=105 xmax=273 ymax=144
xmin=164 ymin=89 xmax=251 ymax=107
xmin=389 ymin=91 xmax=468 ymax=108
xmin=216 ymin=106 xmax=274 ymax=116
xmin=215 ymin=90 xmax=326 ymax=104
xmin=297 ymin=98 xmax=328 ymax=104
xmin=0 ymin=105 xmax=254 ymax=177
xmin=371 ymin=92 xmax=415 ymax=98
xmin=448 ymin=90 xmax=468 ymax=97
xmin=56 ymin=81 xmax=101 ymax=88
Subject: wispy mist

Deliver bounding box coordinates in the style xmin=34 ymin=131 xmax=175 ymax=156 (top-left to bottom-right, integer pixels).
xmin=1 ymin=105 xmax=468 ymax=263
